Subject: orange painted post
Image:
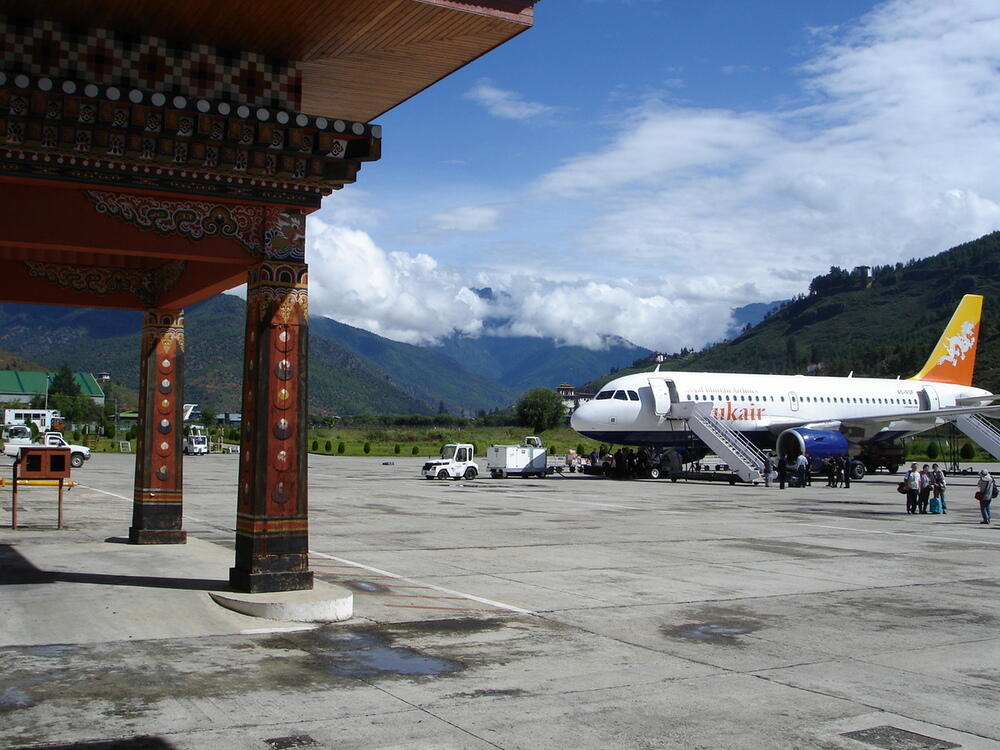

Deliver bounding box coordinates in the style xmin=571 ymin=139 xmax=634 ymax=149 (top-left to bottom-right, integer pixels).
xmin=231 ymin=211 xmax=313 ymax=593
xmin=57 ymin=478 xmax=64 ymax=530
xmin=130 ymin=309 xmax=187 ymax=544
xmin=11 ymin=459 xmax=18 ymax=530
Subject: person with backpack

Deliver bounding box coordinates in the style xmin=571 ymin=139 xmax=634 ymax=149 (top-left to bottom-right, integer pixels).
xmin=930 ymin=463 xmax=947 ymax=514
xmin=977 ymin=470 xmax=996 ymax=524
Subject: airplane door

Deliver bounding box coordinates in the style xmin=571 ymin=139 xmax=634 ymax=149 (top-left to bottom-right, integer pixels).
xmin=648 ymin=377 xmax=673 ymax=416
xmin=789 ymin=392 xmax=799 ymax=412
xmin=919 ymin=385 xmax=941 ymax=411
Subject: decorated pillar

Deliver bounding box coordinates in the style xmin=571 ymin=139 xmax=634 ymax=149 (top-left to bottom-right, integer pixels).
xmin=231 ymin=211 xmax=312 ymax=593
xmin=130 ymin=309 xmax=186 ymax=544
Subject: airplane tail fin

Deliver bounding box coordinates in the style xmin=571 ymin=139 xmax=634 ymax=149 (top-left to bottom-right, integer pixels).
xmin=909 ymin=294 xmax=983 ymax=386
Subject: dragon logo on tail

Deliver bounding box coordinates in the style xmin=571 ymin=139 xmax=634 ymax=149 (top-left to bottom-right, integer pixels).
xmin=936 ymin=321 xmax=977 ymax=367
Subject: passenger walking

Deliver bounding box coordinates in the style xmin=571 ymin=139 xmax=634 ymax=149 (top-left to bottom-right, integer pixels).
xmin=930 ymin=463 xmax=947 ymax=514
xmin=918 ymin=464 xmax=932 ymax=513
xmin=795 ymin=453 xmax=808 ymax=488
xmin=977 ymin=470 xmax=995 ymax=524
xmin=902 ymin=462 xmax=921 ymax=514
xmin=834 ymin=455 xmax=845 ymax=488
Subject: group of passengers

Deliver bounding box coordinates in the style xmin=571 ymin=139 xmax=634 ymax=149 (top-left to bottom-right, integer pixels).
xmin=900 ymin=462 xmax=948 ymax=514
xmin=900 ymin=463 xmax=997 ymax=523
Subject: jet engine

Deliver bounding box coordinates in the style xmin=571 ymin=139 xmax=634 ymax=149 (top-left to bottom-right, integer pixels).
xmin=777 ymin=428 xmax=849 ymax=466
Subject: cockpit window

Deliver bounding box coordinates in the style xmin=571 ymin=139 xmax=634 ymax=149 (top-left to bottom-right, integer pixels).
xmin=613 ymin=390 xmax=628 ymax=400
xmin=627 ymin=390 xmax=639 ymax=401
xmin=595 ymin=391 xmax=614 ymax=400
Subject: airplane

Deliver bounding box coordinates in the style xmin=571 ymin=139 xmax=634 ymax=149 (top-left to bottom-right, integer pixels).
xmin=570 ymin=294 xmax=1000 ymax=478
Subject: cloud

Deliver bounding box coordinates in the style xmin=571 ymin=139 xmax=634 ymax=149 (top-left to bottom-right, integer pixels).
xmin=528 ymin=0 xmax=1000 ymax=318
xmin=303 ymin=215 xmax=738 ymax=351
xmin=428 ymin=205 xmax=503 ymax=233
xmin=464 ymin=78 xmax=555 ymax=120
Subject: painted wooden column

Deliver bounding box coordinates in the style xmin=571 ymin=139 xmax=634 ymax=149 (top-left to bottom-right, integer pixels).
xmin=130 ymin=309 xmax=187 ymax=544
xmin=231 ymin=210 xmax=312 ymax=593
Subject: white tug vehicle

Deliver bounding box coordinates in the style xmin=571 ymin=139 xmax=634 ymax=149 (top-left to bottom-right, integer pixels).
xmin=422 ymin=443 xmax=478 ymax=480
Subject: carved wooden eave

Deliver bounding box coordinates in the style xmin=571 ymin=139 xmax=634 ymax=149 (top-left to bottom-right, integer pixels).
xmin=0 ymin=0 xmax=536 ymax=123
xmin=0 ymin=72 xmax=380 ymax=208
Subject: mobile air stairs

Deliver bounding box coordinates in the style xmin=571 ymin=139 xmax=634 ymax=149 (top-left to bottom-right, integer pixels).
xmin=951 ymin=414 xmax=1000 ymax=460
xmin=669 ymin=401 xmax=766 ymax=483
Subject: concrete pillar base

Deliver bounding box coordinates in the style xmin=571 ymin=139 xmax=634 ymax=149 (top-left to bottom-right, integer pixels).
xmin=210 ymin=584 xmax=350 ymax=622
xmin=129 ymin=528 xmax=187 ymax=545
xmin=229 ymin=568 xmax=313 ymax=594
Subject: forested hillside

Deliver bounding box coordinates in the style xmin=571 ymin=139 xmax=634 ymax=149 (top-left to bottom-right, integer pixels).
xmin=586 ymin=232 xmax=1000 ymax=394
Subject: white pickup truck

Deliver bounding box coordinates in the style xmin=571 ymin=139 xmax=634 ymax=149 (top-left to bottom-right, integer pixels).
xmin=3 ymin=431 xmax=91 ymax=468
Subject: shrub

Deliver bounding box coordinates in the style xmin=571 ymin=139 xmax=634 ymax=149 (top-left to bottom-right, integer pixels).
xmin=324 ymin=440 xmax=332 ymax=452
xmin=960 ymin=442 xmax=976 ymax=460
xmin=363 ymin=441 xmax=371 ymax=454
xmin=926 ymin=442 xmax=940 ymax=460
xmin=412 ymin=445 xmax=420 ymax=455
xmin=311 ymin=440 xmax=319 ymax=451
xmin=72 ymin=429 xmax=82 ymax=442
xmin=577 ymin=443 xmax=586 ymax=455
xmin=394 ymin=444 xmax=401 ymax=454
xmin=337 ymin=441 xmax=345 ymax=454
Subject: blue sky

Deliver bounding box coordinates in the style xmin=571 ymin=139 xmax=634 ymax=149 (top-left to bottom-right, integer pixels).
xmin=302 ymin=0 xmax=1000 ymax=353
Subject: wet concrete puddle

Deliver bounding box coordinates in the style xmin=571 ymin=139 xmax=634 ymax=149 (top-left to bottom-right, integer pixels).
xmin=314 ymin=630 xmax=464 ymax=678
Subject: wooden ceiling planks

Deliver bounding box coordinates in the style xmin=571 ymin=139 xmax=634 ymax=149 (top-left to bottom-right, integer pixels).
xmin=1 ymin=0 xmax=533 ymax=121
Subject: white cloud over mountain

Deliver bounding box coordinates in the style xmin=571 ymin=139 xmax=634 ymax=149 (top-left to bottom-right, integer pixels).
xmin=300 ymin=0 xmax=1000 ymax=354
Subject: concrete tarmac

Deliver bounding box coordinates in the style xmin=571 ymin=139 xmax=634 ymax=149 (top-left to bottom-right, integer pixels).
xmin=2 ymin=453 xmax=999 ymax=749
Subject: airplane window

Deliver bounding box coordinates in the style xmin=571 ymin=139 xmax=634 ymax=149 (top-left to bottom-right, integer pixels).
xmin=627 ymin=390 xmax=640 ymax=401
xmin=596 ymin=391 xmax=613 ymax=400
xmin=614 ymin=390 xmax=628 ymax=400
xmin=780 ymin=396 xmax=785 ymax=401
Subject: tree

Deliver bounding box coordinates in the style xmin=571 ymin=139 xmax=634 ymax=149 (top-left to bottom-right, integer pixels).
xmin=200 ymin=406 xmax=217 ymax=430
xmin=515 ymin=388 xmax=566 ymax=434
xmin=49 ymin=363 xmax=81 ymax=398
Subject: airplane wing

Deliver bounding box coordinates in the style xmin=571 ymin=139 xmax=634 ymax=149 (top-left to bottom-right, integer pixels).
xmin=766 ymin=404 xmax=1000 ymax=437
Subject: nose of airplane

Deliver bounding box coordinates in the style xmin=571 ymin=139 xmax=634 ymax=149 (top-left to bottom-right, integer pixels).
xmin=570 ymin=400 xmax=595 ymax=433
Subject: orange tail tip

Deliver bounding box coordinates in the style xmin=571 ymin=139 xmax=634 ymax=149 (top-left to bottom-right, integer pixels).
xmin=910 ymin=294 xmax=983 ymax=386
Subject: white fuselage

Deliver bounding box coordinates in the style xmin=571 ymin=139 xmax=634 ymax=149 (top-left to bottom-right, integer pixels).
xmin=570 ymin=370 xmax=992 ymax=449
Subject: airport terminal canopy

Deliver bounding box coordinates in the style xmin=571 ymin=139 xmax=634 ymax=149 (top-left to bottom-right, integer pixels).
xmin=0 ymin=0 xmax=533 ymax=593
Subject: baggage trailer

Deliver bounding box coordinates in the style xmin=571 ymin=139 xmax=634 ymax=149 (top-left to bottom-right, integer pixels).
xmin=488 ymin=436 xmax=554 ymax=478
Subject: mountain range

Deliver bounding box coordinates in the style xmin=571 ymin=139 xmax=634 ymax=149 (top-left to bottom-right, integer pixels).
xmin=584 ymin=232 xmax=1000 ymax=396
xmin=0 ymin=295 xmax=650 ymax=415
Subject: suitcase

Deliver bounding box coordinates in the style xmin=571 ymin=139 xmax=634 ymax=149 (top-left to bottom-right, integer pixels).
xmin=929 ymin=496 xmax=942 ymax=514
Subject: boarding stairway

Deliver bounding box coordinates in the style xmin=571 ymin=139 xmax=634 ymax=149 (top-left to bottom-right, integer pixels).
xmin=951 ymin=414 xmax=1000 ymax=460
xmin=670 ymin=401 xmax=765 ymax=483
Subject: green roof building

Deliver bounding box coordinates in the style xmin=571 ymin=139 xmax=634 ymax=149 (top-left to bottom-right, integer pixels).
xmin=0 ymin=371 xmax=105 ymax=406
